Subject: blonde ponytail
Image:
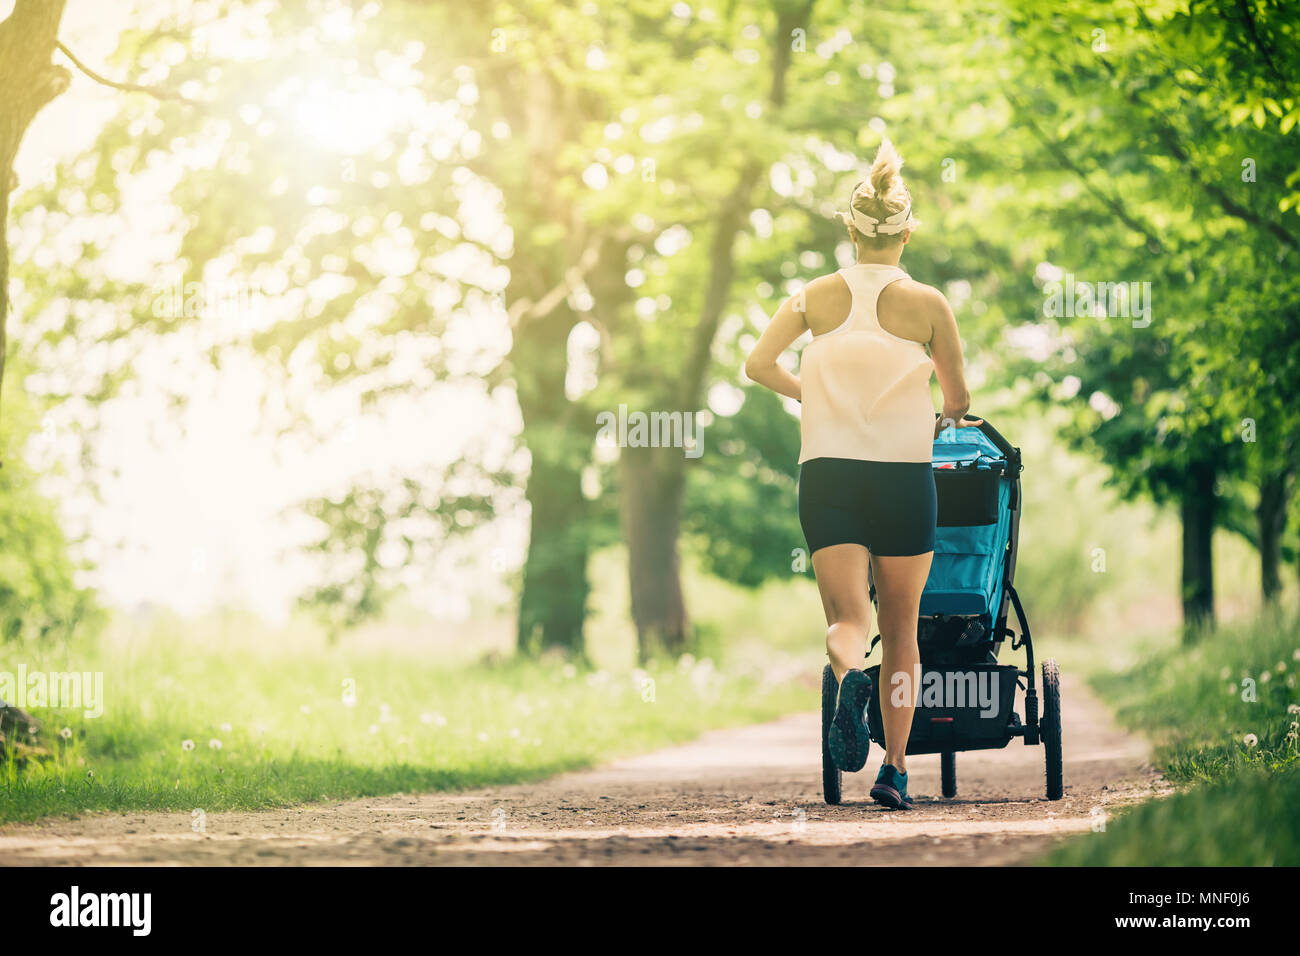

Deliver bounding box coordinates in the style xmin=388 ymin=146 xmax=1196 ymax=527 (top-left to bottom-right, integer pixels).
xmin=843 ymin=139 xmax=915 ymax=247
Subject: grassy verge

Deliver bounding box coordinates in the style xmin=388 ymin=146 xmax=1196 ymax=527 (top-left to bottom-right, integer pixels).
xmin=1 ymin=611 xmax=812 ymax=824
xmin=1048 ymin=607 xmax=1300 ymax=865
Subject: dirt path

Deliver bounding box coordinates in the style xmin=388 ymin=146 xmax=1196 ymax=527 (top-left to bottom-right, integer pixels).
xmin=0 ymin=673 xmax=1163 ymax=866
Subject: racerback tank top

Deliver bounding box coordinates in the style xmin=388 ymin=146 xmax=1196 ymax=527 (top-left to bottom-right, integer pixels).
xmin=798 ymin=264 xmax=935 ymax=464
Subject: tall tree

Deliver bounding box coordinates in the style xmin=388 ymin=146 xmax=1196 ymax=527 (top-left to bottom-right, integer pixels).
xmin=0 ymin=0 xmax=69 ymax=427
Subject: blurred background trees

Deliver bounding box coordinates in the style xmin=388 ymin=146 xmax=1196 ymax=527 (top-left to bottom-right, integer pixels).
xmin=1 ymin=0 xmax=1296 ymax=661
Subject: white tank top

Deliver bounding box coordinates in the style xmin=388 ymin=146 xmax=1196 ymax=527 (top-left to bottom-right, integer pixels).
xmin=798 ymin=264 xmax=935 ymax=464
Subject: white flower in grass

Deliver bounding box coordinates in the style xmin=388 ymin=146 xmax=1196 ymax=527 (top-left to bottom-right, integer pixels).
xmin=477 ymin=731 xmax=490 ymax=742
xmin=1243 ymin=733 xmax=1258 ymax=748
xmin=300 ymin=704 xmax=312 ymax=715
xmin=509 ymin=727 xmax=521 ymax=738
xmin=1261 ymin=671 xmax=1272 ymax=683
xmin=208 ymin=739 xmax=222 ymax=750
xmin=1288 ymin=704 xmax=1300 ymax=715
xmin=86 ymin=770 xmax=94 ymax=779
xmin=181 ymin=739 xmax=196 ymax=751
xmin=1277 ymin=661 xmax=1287 ymax=674
xmin=368 ymin=724 xmax=379 ymax=735
xmin=1227 ymin=684 xmax=1237 ymax=695
xmin=1220 ymin=667 xmax=1231 ymax=680
xmin=60 ymin=727 xmax=72 ymax=739
xmin=1293 ymin=648 xmax=1300 ymax=661
xmin=219 ymin=722 xmax=232 ymax=733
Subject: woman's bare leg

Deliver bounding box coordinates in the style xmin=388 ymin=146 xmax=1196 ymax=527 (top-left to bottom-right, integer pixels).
xmin=810 ymin=543 xmax=873 ymax=683
xmin=870 ymin=551 xmax=933 ymax=772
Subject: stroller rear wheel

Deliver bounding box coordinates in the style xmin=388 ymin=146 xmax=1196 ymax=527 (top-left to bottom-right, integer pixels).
xmin=821 ymin=664 xmax=843 ymax=805
xmin=1042 ymin=659 xmax=1063 ymax=800
xmin=940 ymin=750 xmax=957 ymax=798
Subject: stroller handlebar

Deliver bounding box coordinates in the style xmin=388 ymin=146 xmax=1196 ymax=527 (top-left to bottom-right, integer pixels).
xmin=935 ymin=412 xmax=1021 ymax=470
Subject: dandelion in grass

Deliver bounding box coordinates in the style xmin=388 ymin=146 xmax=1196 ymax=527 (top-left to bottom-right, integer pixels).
xmin=1261 ymin=671 xmax=1272 ymax=683
xmin=86 ymin=770 xmax=94 ymax=779
xmin=1294 ymin=648 xmax=1300 ymax=661
xmin=1220 ymin=667 xmax=1231 ymax=680
xmin=208 ymin=738 xmax=222 ymax=750
xmin=1288 ymin=704 xmax=1300 ymax=715
xmin=1244 ymin=733 xmax=1258 ymax=748
xmin=219 ymin=722 xmax=232 ymax=733
xmin=509 ymin=727 xmax=521 ymax=738
xmin=59 ymin=727 xmax=72 ymax=740
xmin=368 ymin=724 xmax=379 ymax=734
xmin=300 ymin=704 xmax=312 ymax=715
xmin=182 ymin=739 xmax=196 ymax=751
xmin=1228 ymin=683 xmax=1237 ymax=695
xmin=477 ymin=731 xmax=490 ymax=742
xmin=1276 ymin=661 xmax=1287 ymax=674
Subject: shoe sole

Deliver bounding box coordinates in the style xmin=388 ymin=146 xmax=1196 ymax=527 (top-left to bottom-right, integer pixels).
xmin=869 ymin=783 xmax=914 ymax=810
xmin=827 ymin=670 xmax=872 ymax=773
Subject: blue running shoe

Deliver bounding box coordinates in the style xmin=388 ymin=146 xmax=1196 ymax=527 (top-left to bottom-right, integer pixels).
xmin=827 ymin=669 xmax=872 ymax=773
xmin=870 ymin=763 xmax=915 ymax=810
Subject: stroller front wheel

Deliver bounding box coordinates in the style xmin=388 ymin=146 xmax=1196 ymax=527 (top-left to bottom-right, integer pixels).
xmin=1042 ymin=659 xmax=1063 ymax=800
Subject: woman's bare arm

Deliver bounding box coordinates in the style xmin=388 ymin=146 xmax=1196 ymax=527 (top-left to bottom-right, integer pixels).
xmin=922 ymin=286 xmax=981 ymax=434
xmin=743 ymin=291 xmax=810 ymax=402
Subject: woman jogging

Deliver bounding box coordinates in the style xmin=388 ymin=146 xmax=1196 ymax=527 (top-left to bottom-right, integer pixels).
xmin=744 ymin=140 xmax=980 ymax=809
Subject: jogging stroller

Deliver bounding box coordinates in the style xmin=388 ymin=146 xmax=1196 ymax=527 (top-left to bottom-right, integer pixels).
xmin=820 ymin=416 xmax=1063 ymax=803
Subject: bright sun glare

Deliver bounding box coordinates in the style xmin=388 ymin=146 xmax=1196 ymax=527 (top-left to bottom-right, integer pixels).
xmin=294 ymin=80 xmax=404 ymax=155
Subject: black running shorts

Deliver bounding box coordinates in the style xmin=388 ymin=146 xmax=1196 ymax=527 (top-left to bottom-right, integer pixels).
xmin=797 ymin=457 xmax=937 ymax=557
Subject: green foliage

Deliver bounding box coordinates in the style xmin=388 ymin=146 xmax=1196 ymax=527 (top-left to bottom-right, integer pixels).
xmin=10 ymin=0 xmax=1299 ymax=643
xmin=1089 ymin=607 xmax=1300 ymax=783
xmin=1047 ymin=607 xmax=1300 ymax=866
xmin=0 ymin=365 xmax=101 ymax=646
xmin=683 ymin=387 xmax=803 ymax=587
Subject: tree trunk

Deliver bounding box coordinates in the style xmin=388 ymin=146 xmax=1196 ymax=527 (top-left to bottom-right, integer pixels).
xmin=1180 ymin=461 xmax=1217 ymax=641
xmin=620 ymin=444 xmax=689 ymax=660
xmin=513 ymin=299 xmax=591 ymax=658
xmin=0 ymin=0 xmax=70 ymax=430
xmin=516 ymin=454 xmax=590 ymax=658
xmin=619 ymin=1 xmax=811 ymax=661
xmin=1256 ymin=469 xmax=1289 ymax=605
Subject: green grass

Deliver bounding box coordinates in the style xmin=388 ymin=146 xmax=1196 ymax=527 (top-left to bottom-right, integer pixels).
xmin=1089 ymin=607 xmax=1300 ymax=784
xmin=1049 ymin=765 xmax=1300 ymax=866
xmin=1 ymin=609 xmax=812 ymax=824
xmin=1046 ymin=607 xmax=1300 ymax=866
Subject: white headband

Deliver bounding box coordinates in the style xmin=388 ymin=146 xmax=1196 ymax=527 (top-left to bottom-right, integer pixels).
xmin=848 ymin=186 xmax=916 ymax=237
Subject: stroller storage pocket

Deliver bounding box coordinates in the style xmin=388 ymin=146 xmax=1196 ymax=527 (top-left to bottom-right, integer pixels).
xmin=935 ymin=463 xmax=1002 ymax=526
